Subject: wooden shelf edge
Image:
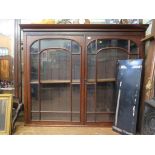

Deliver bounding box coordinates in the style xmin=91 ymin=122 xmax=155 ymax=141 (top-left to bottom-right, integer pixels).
xmin=87 ymin=112 xmax=115 ymax=114
xmin=30 ymin=80 xmax=80 ymax=84
xmin=30 ymin=80 xmax=70 ymax=84
xmin=31 ymin=111 xmax=80 ymax=113
xmin=87 ymin=78 xmax=116 ymax=83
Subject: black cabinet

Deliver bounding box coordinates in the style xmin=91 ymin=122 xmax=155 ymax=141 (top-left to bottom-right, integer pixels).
xmin=113 ymin=59 xmax=143 ymax=134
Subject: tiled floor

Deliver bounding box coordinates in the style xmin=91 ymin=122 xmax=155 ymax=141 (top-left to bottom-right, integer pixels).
xmin=13 ymin=122 xmax=119 ymax=135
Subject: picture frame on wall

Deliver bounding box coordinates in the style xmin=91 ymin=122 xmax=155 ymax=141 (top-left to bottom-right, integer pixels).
xmin=0 ymin=94 xmax=13 ymax=135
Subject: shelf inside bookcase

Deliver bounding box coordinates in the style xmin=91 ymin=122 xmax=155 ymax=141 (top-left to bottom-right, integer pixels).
xmin=30 ymin=80 xmax=80 ymax=84
xmin=87 ymin=78 xmax=116 ymax=83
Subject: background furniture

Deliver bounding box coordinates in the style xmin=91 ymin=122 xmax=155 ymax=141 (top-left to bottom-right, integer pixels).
xmin=0 ymin=94 xmax=13 ymax=135
xmin=142 ymin=97 xmax=155 ymax=134
xmin=0 ymin=55 xmax=13 ymax=82
xmin=139 ymin=20 xmax=155 ymax=132
xmin=0 ymin=88 xmax=23 ymax=132
xmin=20 ymin=24 xmax=148 ymax=126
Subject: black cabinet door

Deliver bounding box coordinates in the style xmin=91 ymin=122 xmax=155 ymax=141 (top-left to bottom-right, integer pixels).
xmin=113 ymin=59 xmax=143 ymax=134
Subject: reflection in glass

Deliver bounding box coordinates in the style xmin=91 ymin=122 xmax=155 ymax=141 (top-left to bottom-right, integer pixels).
xmin=40 ymin=83 xmax=70 ymax=122
xmin=0 ymin=100 xmax=6 ymax=131
xmin=72 ymin=85 xmax=80 ymax=122
xmin=87 ymin=113 xmax=95 ymax=122
xmin=31 ymin=41 xmax=39 ymax=53
xmin=86 ymin=42 xmax=128 ymax=123
xmin=31 ymin=112 xmax=39 ymax=121
xmin=71 ymin=41 xmax=80 ymax=54
xmin=129 ymin=55 xmax=139 ymax=59
xmin=86 ymin=84 xmax=95 ymax=122
xmin=130 ymin=41 xmax=138 ymax=53
xmin=87 ymin=55 xmax=96 ymax=80
xmin=40 ymin=49 xmax=70 ymax=80
xmin=96 ymin=114 xmax=114 ymax=122
xmin=87 ymin=40 xmax=96 ymax=54
xmin=30 ymin=54 xmax=39 ymax=81
xmin=96 ymin=83 xmax=116 ymax=112
xmin=41 ymin=112 xmax=71 ymax=121
xmin=72 ymin=113 xmax=80 ymax=122
xmin=72 ymin=55 xmax=80 ymax=81
xmin=97 ymin=39 xmax=128 ymax=50
xmin=40 ymin=84 xmax=70 ymax=112
xmin=97 ymin=49 xmax=128 ymax=79
xmin=87 ymin=84 xmax=95 ymax=112
xmin=31 ymin=84 xmax=39 ymax=111
xmin=72 ymin=85 xmax=80 ymax=111
xmin=40 ymin=39 xmax=71 ymax=51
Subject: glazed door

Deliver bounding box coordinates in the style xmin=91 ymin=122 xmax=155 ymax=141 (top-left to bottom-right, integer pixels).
xmin=85 ymin=37 xmax=138 ymax=124
xmin=29 ymin=37 xmax=84 ymax=124
xmin=28 ymin=35 xmax=139 ymax=125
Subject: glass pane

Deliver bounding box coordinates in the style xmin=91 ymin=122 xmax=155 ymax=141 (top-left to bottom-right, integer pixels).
xmin=87 ymin=55 xmax=96 ymax=80
xmin=31 ymin=84 xmax=39 ymax=111
xmin=72 ymin=85 xmax=80 ymax=112
xmin=130 ymin=41 xmax=138 ymax=53
xmin=87 ymin=40 xmax=96 ymax=54
xmin=129 ymin=55 xmax=139 ymax=59
xmin=72 ymin=113 xmax=80 ymax=122
xmin=87 ymin=84 xmax=95 ymax=112
xmin=72 ymin=55 xmax=80 ymax=81
xmin=40 ymin=49 xmax=70 ymax=80
xmin=97 ymin=39 xmax=128 ymax=50
xmin=97 ymin=49 xmax=128 ymax=79
xmin=0 ymin=100 xmax=7 ymax=131
xmin=87 ymin=113 xmax=95 ymax=122
xmin=71 ymin=41 xmax=80 ymax=54
xmin=96 ymin=83 xmax=116 ymax=112
xmin=96 ymin=114 xmax=114 ymax=122
xmin=41 ymin=112 xmax=71 ymax=121
xmin=31 ymin=112 xmax=39 ymax=121
xmin=30 ymin=54 xmax=38 ymax=81
xmin=40 ymin=84 xmax=70 ymax=112
xmin=40 ymin=39 xmax=71 ymax=51
xmin=30 ymin=41 xmax=39 ymax=53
